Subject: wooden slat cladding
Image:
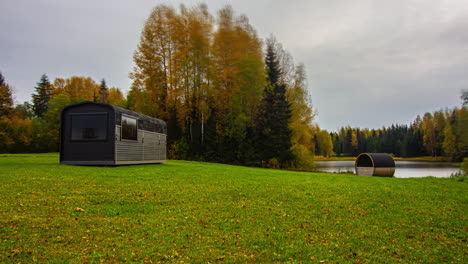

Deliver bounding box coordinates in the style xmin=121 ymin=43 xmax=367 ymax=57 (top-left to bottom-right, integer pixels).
xmin=115 ymin=126 xmax=166 ymax=162
xmin=356 ymin=167 xmax=374 ymax=176
xmin=159 ymin=134 xmax=167 ymax=161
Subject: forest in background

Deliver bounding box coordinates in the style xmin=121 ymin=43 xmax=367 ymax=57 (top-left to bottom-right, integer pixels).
xmin=0 ymin=4 xmax=466 ymax=165
xmin=326 ymin=105 xmax=467 ymax=161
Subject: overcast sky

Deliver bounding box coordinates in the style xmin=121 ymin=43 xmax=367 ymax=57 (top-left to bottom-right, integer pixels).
xmin=1 ymin=0 xmax=467 ymax=131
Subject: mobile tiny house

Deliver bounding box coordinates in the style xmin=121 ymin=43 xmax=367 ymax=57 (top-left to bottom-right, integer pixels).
xmin=60 ymin=101 xmax=167 ymax=165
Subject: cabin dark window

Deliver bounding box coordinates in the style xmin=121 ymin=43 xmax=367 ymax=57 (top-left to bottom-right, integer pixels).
xmin=122 ymin=115 xmax=138 ymax=140
xmin=71 ymin=113 xmax=107 ymax=141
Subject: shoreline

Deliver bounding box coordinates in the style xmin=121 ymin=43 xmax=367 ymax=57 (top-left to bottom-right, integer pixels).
xmin=315 ymin=156 xmax=461 ymax=167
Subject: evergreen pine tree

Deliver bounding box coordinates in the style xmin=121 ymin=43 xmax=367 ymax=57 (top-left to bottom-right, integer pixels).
xmin=462 ymin=90 xmax=468 ymax=107
xmin=0 ymin=72 xmax=14 ymax=117
xmin=32 ymin=74 xmax=53 ymax=118
xmin=99 ymin=79 xmax=109 ymax=103
xmin=258 ymin=39 xmax=293 ymax=167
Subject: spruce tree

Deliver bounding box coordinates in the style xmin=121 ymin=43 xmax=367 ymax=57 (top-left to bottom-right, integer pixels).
xmin=0 ymin=72 xmax=14 ymax=117
xmin=99 ymin=79 xmax=109 ymax=103
xmin=32 ymin=74 xmax=53 ymax=118
xmin=462 ymin=90 xmax=468 ymax=107
xmin=258 ymin=40 xmax=293 ymax=167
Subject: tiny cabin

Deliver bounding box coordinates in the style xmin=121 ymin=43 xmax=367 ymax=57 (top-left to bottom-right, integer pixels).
xmin=60 ymin=101 xmax=167 ymax=165
xmin=355 ymin=153 xmax=395 ymax=177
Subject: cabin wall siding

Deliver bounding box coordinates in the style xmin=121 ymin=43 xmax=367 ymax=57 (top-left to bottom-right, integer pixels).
xmin=115 ymin=126 xmax=166 ymax=162
xmin=60 ymin=104 xmax=114 ymax=163
xmin=62 ymin=142 xmax=114 ymax=161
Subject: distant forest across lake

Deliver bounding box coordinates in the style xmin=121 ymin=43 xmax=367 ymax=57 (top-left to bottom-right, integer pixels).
xmin=322 ymin=104 xmax=467 ymax=161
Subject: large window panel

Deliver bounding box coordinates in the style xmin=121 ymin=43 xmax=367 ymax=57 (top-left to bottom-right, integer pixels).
xmin=122 ymin=115 xmax=138 ymax=140
xmin=71 ymin=113 xmax=108 ymax=141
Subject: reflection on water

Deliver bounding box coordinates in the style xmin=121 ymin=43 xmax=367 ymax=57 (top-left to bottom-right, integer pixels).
xmin=315 ymin=160 xmax=461 ymax=178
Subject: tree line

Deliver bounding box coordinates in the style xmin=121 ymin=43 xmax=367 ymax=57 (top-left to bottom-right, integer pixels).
xmin=127 ymin=4 xmax=314 ymax=168
xmin=326 ymin=102 xmax=467 ymax=162
xmin=0 ymin=4 xmax=315 ymax=169
xmin=0 ymin=73 xmax=125 ymax=153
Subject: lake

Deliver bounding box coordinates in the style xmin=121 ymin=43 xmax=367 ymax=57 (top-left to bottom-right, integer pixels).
xmin=315 ymin=160 xmax=461 ymax=178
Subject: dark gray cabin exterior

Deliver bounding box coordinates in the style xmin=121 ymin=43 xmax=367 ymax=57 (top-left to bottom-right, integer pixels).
xmin=60 ymin=101 xmax=167 ymax=165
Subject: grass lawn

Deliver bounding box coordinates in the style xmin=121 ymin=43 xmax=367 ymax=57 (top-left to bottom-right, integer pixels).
xmin=0 ymin=153 xmax=466 ymax=263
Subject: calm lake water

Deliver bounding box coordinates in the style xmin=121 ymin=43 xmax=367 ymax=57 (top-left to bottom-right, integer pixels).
xmin=315 ymin=160 xmax=461 ymax=178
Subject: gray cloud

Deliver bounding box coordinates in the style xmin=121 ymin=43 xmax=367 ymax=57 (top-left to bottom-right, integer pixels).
xmin=1 ymin=0 xmax=466 ymax=131
xmin=281 ymin=0 xmax=468 ymax=130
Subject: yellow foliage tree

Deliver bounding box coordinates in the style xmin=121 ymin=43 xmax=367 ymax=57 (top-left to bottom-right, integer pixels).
xmin=53 ymin=76 xmax=99 ymax=102
xmin=107 ymin=87 xmax=126 ymax=107
xmin=212 ymin=6 xmax=265 ymax=141
xmin=0 ymin=115 xmax=34 ymax=153
xmin=287 ymin=64 xmax=315 ymax=168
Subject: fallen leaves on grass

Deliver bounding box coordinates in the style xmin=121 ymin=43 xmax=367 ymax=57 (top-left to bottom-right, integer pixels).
xmin=74 ymin=207 xmax=85 ymax=212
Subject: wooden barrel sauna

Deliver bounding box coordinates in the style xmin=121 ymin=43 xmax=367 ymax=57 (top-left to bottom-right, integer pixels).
xmin=355 ymin=153 xmax=395 ymax=177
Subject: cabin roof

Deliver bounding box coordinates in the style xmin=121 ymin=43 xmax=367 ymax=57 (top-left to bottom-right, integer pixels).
xmin=62 ymin=101 xmax=167 ymax=133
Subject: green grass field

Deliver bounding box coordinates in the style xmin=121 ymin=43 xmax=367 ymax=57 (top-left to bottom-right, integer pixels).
xmin=0 ymin=154 xmax=466 ymax=263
